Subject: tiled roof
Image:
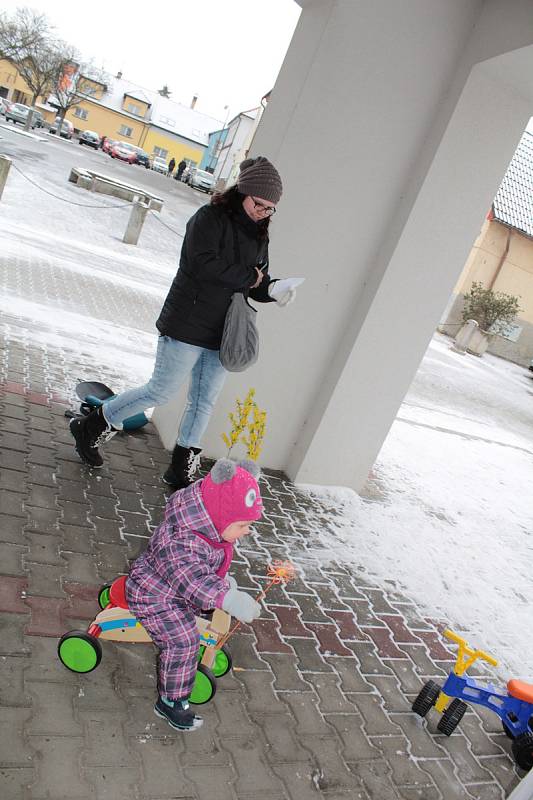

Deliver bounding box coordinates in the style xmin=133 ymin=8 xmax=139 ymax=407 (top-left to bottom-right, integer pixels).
xmin=492 ymin=130 xmax=533 ymax=238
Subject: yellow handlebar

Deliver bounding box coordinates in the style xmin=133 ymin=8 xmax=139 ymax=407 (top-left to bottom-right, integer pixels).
xmin=443 ymin=629 xmax=466 ymax=646
xmin=443 ymin=629 xmax=498 ymax=672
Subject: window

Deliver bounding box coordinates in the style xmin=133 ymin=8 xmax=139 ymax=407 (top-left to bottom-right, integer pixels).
xmin=127 ymin=102 xmax=140 ymax=115
xmin=74 ymin=107 xmax=88 ymax=120
xmin=153 ymin=146 xmax=168 ymax=159
xmin=119 ymin=125 xmax=133 ymax=137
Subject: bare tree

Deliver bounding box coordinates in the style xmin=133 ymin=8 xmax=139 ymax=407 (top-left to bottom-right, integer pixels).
xmin=0 ymin=7 xmax=63 ymax=129
xmin=0 ymin=7 xmax=46 ymax=61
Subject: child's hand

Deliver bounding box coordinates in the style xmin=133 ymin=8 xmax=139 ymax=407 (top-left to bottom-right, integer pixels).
xmin=222 ymin=587 xmax=261 ymax=623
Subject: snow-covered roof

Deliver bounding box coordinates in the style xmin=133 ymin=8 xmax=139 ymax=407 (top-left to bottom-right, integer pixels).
xmin=80 ymin=76 xmax=223 ymax=146
xmin=122 ymin=88 xmax=151 ymax=105
xmin=149 ymin=95 xmax=223 ymax=146
xmin=492 ymin=130 xmax=533 ymax=238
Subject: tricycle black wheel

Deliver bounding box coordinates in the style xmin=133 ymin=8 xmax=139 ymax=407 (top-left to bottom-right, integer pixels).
xmin=412 ymin=681 xmax=441 ymax=717
xmin=189 ymin=664 xmax=216 ymax=705
xmin=58 ymin=631 xmax=102 ymax=673
xmin=198 ymin=644 xmax=232 ymax=678
xmin=437 ymin=698 xmax=467 ymax=735
xmin=512 ymin=733 xmax=533 ymax=771
xmin=97 ymin=584 xmax=112 ymax=609
xmin=503 ymin=721 xmax=515 ymax=739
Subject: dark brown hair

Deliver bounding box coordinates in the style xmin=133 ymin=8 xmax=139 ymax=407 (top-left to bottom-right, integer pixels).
xmin=211 ymin=185 xmax=269 ymax=239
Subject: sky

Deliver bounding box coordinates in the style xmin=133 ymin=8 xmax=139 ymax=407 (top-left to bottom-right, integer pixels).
xmin=1 ymin=0 xmax=301 ymax=121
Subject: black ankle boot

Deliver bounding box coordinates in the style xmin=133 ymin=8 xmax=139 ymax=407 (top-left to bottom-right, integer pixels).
xmin=154 ymin=695 xmax=203 ymax=731
xmin=162 ymin=445 xmax=202 ymax=489
xmin=70 ymin=406 xmax=117 ymax=467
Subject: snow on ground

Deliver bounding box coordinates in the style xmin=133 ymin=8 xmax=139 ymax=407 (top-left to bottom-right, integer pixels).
xmin=302 ymin=336 xmax=533 ymax=681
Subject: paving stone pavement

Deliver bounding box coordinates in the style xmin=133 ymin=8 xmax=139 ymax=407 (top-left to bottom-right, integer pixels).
xmin=0 ymin=330 xmax=524 ymax=800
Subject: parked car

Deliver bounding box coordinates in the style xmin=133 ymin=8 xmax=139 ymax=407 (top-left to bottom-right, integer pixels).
xmin=186 ymin=168 xmax=216 ymax=193
xmin=129 ymin=145 xmax=151 ymax=168
xmin=5 ymin=103 xmax=44 ymax=128
xmin=109 ymin=141 xmax=137 ymax=163
xmin=50 ymin=117 xmax=74 ymax=139
xmin=102 ymin=138 xmax=116 ymax=154
xmin=152 ymin=156 xmax=168 ymax=174
xmin=78 ymin=130 xmax=100 ymax=149
xmin=0 ymin=98 xmax=10 ymax=116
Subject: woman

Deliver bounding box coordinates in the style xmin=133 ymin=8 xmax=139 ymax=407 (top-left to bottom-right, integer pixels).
xmin=70 ymin=156 xmax=296 ymax=488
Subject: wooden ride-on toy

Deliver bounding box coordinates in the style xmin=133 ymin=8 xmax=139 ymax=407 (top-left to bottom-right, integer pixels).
xmin=57 ymin=576 xmax=233 ymax=705
xmin=412 ymin=629 xmax=533 ymax=770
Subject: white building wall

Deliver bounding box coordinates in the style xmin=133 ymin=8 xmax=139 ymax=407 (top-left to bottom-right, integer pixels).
xmin=214 ymin=114 xmax=256 ymax=182
xmin=153 ymin=0 xmax=533 ymax=491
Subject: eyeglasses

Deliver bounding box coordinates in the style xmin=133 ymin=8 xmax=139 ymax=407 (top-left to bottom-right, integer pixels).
xmin=251 ymin=197 xmax=276 ymax=216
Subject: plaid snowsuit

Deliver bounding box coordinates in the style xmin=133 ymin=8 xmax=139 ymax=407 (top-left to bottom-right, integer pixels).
xmin=126 ymin=479 xmax=233 ymax=699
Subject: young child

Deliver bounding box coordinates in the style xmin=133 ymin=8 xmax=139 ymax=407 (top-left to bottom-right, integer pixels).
xmin=125 ymin=458 xmax=263 ymax=732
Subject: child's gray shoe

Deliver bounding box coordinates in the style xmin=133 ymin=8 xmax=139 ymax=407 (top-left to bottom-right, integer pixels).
xmin=154 ymin=696 xmax=203 ymax=731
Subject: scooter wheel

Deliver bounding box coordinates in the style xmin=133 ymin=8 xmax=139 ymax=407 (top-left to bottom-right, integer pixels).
xmin=198 ymin=645 xmax=232 ymax=678
xmin=58 ymin=631 xmax=102 ymax=673
xmin=189 ymin=664 xmax=216 ymax=705
xmin=437 ymin=698 xmax=467 ymax=735
xmin=512 ymin=733 xmax=533 ymax=771
xmin=412 ymin=680 xmax=441 ymax=717
xmin=97 ymin=584 xmax=112 ymax=609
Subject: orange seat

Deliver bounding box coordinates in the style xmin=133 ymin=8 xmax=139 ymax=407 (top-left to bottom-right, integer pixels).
xmin=507 ymin=679 xmax=533 ymax=704
xmin=109 ymin=576 xmax=129 ymax=609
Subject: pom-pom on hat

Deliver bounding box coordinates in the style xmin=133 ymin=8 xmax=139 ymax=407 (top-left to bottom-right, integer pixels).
xmin=237 ymin=156 xmax=283 ymax=204
xmin=201 ymin=458 xmax=263 ymax=535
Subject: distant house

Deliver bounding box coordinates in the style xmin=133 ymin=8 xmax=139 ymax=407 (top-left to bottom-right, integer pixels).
xmin=0 ymin=61 xmax=223 ymax=167
xmin=200 ymin=127 xmax=229 ymax=173
xmin=213 ymin=109 xmax=259 ymax=183
xmin=440 ymin=129 xmax=533 ymax=365
xmin=60 ymin=74 xmax=223 ymax=167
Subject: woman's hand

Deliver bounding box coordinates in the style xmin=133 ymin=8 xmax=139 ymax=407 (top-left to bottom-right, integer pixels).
xmin=250 ymin=268 xmax=264 ymax=289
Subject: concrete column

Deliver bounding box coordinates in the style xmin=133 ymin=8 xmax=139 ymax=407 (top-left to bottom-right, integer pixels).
xmin=508 ymin=770 xmax=533 ymax=800
xmin=123 ymin=197 xmax=149 ymax=245
xmin=152 ymin=0 xmax=533 ymax=490
xmin=0 ymin=155 xmax=12 ymax=201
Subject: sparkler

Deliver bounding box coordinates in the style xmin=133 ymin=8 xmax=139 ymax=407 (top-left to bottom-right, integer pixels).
xmin=217 ymin=561 xmax=296 ymax=648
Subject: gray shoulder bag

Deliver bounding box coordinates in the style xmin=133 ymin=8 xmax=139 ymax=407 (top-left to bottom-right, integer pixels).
xmin=219 ymin=221 xmax=260 ymax=372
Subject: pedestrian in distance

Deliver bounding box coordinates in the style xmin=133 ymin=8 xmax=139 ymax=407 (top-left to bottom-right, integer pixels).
xmin=99 ymin=135 xmax=107 ymax=150
xmin=69 ymin=156 xmax=298 ymax=488
xmin=175 ymin=159 xmax=186 ymax=181
xmin=126 ymin=457 xmax=263 ymax=731
xmin=168 ymin=157 xmax=176 ymax=177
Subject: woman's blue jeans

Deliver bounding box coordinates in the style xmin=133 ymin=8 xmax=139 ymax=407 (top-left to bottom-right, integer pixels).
xmin=103 ymin=336 xmax=228 ymax=448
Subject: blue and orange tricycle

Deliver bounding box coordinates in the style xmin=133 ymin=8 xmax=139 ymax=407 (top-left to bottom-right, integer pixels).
xmin=412 ymin=629 xmax=533 ymax=770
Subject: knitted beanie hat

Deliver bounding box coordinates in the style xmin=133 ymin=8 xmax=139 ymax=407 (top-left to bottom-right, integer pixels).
xmin=237 ymin=156 xmax=283 ymax=204
xmin=201 ymin=458 xmax=263 ymax=535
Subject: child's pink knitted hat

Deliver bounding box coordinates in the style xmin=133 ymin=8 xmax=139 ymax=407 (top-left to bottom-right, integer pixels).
xmin=201 ymin=459 xmax=263 ymax=535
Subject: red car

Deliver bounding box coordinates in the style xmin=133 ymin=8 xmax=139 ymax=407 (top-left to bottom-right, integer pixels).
xmin=109 ymin=141 xmax=137 ymax=163
xmin=102 ymin=138 xmax=115 ymax=153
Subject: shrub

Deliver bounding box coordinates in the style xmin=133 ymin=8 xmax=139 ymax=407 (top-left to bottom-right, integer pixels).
xmin=461 ymin=282 xmax=521 ymax=335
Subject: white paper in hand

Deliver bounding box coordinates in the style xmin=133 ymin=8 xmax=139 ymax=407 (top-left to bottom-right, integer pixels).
xmin=269 ymin=277 xmax=305 ymax=300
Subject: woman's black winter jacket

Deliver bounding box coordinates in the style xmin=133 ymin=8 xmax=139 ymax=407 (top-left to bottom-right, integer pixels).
xmin=156 ymin=203 xmax=275 ymax=350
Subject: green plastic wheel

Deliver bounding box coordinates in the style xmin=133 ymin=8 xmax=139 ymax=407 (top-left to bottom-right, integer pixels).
xmin=197 ymin=645 xmax=232 ymax=678
xmin=58 ymin=631 xmax=102 ymax=673
xmin=97 ymin=584 xmax=111 ymax=609
xmin=189 ymin=664 xmax=217 ymax=705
